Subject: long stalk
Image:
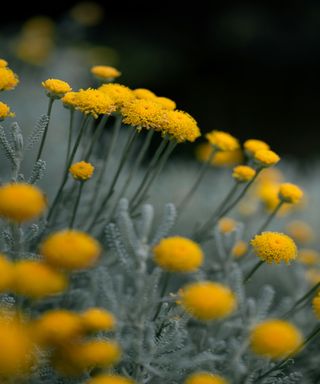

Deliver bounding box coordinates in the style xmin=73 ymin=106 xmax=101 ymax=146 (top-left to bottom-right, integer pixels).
xmin=65 ymin=109 xmax=74 ymax=169
xmin=84 ymin=114 xmax=109 ymax=161
xmin=243 ymin=260 xmax=265 ymax=283
xmin=36 ymin=97 xmax=54 ymax=161
xmin=69 ymin=182 xmax=84 ymax=228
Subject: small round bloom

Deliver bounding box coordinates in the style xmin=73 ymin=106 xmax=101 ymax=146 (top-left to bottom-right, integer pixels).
xmin=81 ymin=308 xmax=116 ymax=332
xmin=0 ymin=59 xmax=8 ymax=67
xmin=99 ymin=83 xmax=135 ymax=108
xmin=69 ymin=161 xmax=94 ymax=181
xmin=133 ymin=88 xmax=157 ymax=100
xmin=185 ymin=372 xmax=228 ymax=384
xmin=205 ymin=130 xmax=239 ymax=152
xmin=153 ymin=236 xmax=203 ymax=273
xmin=232 ymin=165 xmax=256 ymax=182
xmin=298 ymin=249 xmax=320 ymax=266
xmin=218 ymin=217 xmax=237 ymax=233
xmin=286 ymin=220 xmax=314 ymax=244
xmin=254 ymin=149 xmax=280 ymax=167
xmin=13 ymin=261 xmax=67 ymax=299
xmin=40 ymin=229 xmax=101 ymax=270
xmin=61 ymin=91 xmax=79 ymax=110
xmin=250 ymin=320 xmax=303 ymax=359
xmin=179 ymin=281 xmax=237 ymax=321
xmin=0 ymin=101 xmax=15 ymax=120
xmin=312 ymin=292 xmax=320 ymax=319
xmin=231 ymin=240 xmax=248 ymax=258
xmin=161 ymin=109 xmax=201 ymax=142
xmin=0 ymin=183 xmax=47 ymax=222
xmin=244 ymin=139 xmax=270 ymax=156
xmin=0 ymin=254 xmax=14 ymax=292
xmin=251 ymin=232 xmax=297 ymax=264
xmin=91 ymin=65 xmax=121 ymax=81
xmin=86 ymin=375 xmax=135 ymax=384
xmin=33 ymin=310 xmax=83 ymax=345
xmin=155 ymin=96 xmax=176 ymax=110
xmin=195 ymin=143 xmax=243 ymax=167
xmin=42 ymin=78 xmax=72 ymax=98
xmin=278 ymin=183 xmax=303 ymax=204
xmin=0 ymin=66 xmax=19 ymax=91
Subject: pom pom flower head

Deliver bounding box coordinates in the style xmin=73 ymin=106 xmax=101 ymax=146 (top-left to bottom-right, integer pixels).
xmin=244 ymin=139 xmax=270 ymax=156
xmin=99 ymin=83 xmax=135 ymax=109
xmin=254 ymin=149 xmax=280 ymax=168
xmin=86 ymin=375 xmax=135 ymax=384
xmin=121 ymin=99 xmax=164 ymax=130
xmin=0 ymin=66 xmax=19 ymax=91
xmin=0 ymin=102 xmax=14 ymax=121
xmin=69 ymin=161 xmax=94 ymax=181
xmin=42 ymin=78 xmax=72 ymax=98
xmin=0 ymin=59 xmax=8 ymax=67
xmin=179 ymin=281 xmax=236 ymax=321
xmin=249 ymin=319 xmax=303 ymax=359
xmin=91 ymin=65 xmax=121 ymax=82
xmin=312 ymin=292 xmax=320 ymax=319
xmin=161 ymin=110 xmax=201 ymax=142
xmin=0 ymin=183 xmax=47 ymax=222
xmin=232 ymin=165 xmax=256 ymax=183
xmin=81 ymin=308 xmax=116 ymax=332
xmin=205 ymin=130 xmax=239 ymax=152
xmin=185 ymin=372 xmax=229 ymax=384
xmin=153 ymin=236 xmax=204 ymax=272
xmin=218 ymin=217 xmax=237 ymax=233
xmin=251 ymin=232 xmax=297 ymax=264
xmin=278 ymin=183 xmax=304 ymax=204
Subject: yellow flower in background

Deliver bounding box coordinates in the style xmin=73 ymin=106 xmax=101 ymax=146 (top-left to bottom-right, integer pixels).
xmin=218 ymin=217 xmax=237 ymax=233
xmin=99 ymin=83 xmax=135 ymax=108
xmin=185 ymin=372 xmax=229 ymax=384
xmin=0 ymin=66 xmax=19 ymax=91
xmin=297 ymin=249 xmax=320 ymax=266
xmin=249 ymin=319 xmax=303 ymax=359
xmin=179 ymin=281 xmax=237 ymax=321
xmin=231 ymin=240 xmax=248 ymax=258
xmin=133 ymin=88 xmax=157 ymax=100
xmin=251 ymin=232 xmax=297 ymax=264
xmin=244 ymin=139 xmax=270 ymax=156
xmin=13 ymin=261 xmax=67 ymax=299
xmin=286 ymin=220 xmax=314 ymax=244
xmin=312 ymin=292 xmax=320 ymax=319
xmin=0 ymin=255 xmax=14 ymax=292
xmin=306 ymin=269 xmax=320 ymax=285
xmin=254 ymin=149 xmax=280 ymax=167
xmin=40 ymin=229 xmax=101 ymax=270
xmin=42 ymin=78 xmax=72 ymax=98
xmin=195 ymin=143 xmax=243 ymax=167
xmin=278 ymin=183 xmax=304 ymax=204
xmin=122 ymin=98 xmax=164 ymax=130
xmin=0 ymin=183 xmax=47 ymax=222
xmin=161 ymin=109 xmax=201 ymax=142
xmin=232 ymin=165 xmax=256 ymax=182
xmin=0 ymin=101 xmax=15 ymax=120
xmin=205 ymin=130 xmax=239 ymax=152
xmin=153 ymin=236 xmax=204 ymax=272
xmin=86 ymin=375 xmax=135 ymax=384
xmin=70 ymin=2 xmax=104 ymax=26
xmin=91 ymin=65 xmax=121 ymax=81
xmin=69 ymin=161 xmax=95 ymax=181
xmin=81 ymin=308 xmax=116 ymax=332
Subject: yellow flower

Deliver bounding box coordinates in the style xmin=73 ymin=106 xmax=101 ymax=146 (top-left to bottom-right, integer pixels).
xmin=161 ymin=109 xmax=201 ymax=142
xmin=133 ymin=88 xmax=176 ymax=109
xmin=0 ymin=316 xmax=35 ymax=376
xmin=0 ymin=101 xmax=15 ymax=120
xmin=91 ymin=65 xmax=121 ymax=81
xmin=81 ymin=308 xmax=116 ymax=332
xmin=155 ymin=96 xmax=176 ymax=110
xmin=251 ymin=232 xmax=297 ymax=264
xmin=40 ymin=229 xmax=101 ymax=270
xmin=249 ymin=319 xmax=303 ymax=359
xmin=298 ymin=249 xmax=320 ymax=266
xmin=42 ymin=78 xmax=72 ymax=98
xmin=232 ymin=165 xmax=256 ymax=182
xmin=13 ymin=261 xmax=67 ymax=299
xmin=133 ymin=88 xmax=157 ymax=100
xmin=0 ymin=183 xmax=47 ymax=222
xmin=254 ymin=149 xmax=280 ymax=167
xmin=0 ymin=255 xmax=14 ymax=292
xmin=312 ymin=292 xmax=320 ymax=319
xmin=231 ymin=240 xmax=248 ymax=258
xmin=86 ymin=375 xmax=135 ymax=384
xmin=195 ymin=143 xmax=243 ymax=167
xmin=99 ymin=83 xmax=135 ymax=108
xmin=121 ymin=99 xmax=164 ymax=130
xmin=0 ymin=59 xmax=8 ymax=67
xmin=185 ymin=372 xmax=228 ymax=384
xmin=244 ymin=139 xmax=270 ymax=156
xmin=69 ymin=161 xmax=95 ymax=181
xmin=205 ymin=130 xmax=239 ymax=152
xmin=278 ymin=183 xmax=303 ymax=204
xmin=286 ymin=220 xmax=314 ymax=244
xmin=62 ymin=89 xmax=116 ymax=119
xmin=179 ymin=281 xmax=237 ymax=321
xmin=33 ymin=310 xmax=83 ymax=345
xmin=218 ymin=217 xmax=237 ymax=233
xmin=153 ymin=236 xmax=204 ymax=272
xmin=0 ymin=66 xmax=19 ymax=91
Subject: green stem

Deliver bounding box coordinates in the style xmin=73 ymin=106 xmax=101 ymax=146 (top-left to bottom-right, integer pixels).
xmin=84 ymin=114 xmax=109 ymax=161
xmin=243 ymin=260 xmax=265 ymax=283
xmin=69 ymin=182 xmax=84 ymax=228
xmin=36 ymin=97 xmax=54 ymax=161
xmin=65 ymin=109 xmax=74 ymax=170
xmin=256 ymin=201 xmax=283 ymax=234
xmin=152 ymin=272 xmax=171 ymax=322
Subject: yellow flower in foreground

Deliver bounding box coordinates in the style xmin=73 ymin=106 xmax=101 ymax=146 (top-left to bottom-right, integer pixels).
xmin=133 ymin=88 xmax=157 ymax=100
xmin=91 ymin=65 xmax=121 ymax=81
xmin=205 ymin=130 xmax=239 ymax=152
xmin=0 ymin=183 xmax=47 ymax=222
xmin=218 ymin=217 xmax=237 ymax=233
xmin=86 ymin=375 xmax=135 ymax=384
xmin=0 ymin=66 xmax=19 ymax=91
xmin=40 ymin=230 xmax=101 ymax=270
xmin=81 ymin=308 xmax=116 ymax=332
xmin=33 ymin=310 xmax=83 ymax=345
xmin=0 ymin=59 xmax=8 ymax=67
xmin=153 ymin=236 xmax=204 ymax=272
xmin=232 ymin=165 xmax=256 ymax=182
xmin=61 ymin=91 xmax=79 ymax=110
xmin=185 ymin=372 xmax=228 ymax=384
xmin=251 ymin=232 xmax=297 ymax=264
xmin=286 ymin=220 xmax=314 ymax=244
xmin=13 ymin=261 xmax=67 ymax=299
xmin=278 ymin=183 xmax=303 ymax=204
xmin=99 ymin=83 xmax=135 ymax=108
xmin=231 ymin=240 xmax=248 ymax=258
xmin=42 ymin=78 xmax=72 ymax=98
xmin=244 ymin=139 xmax=270 ymax=156
xmin=155 ymin=96 xmax=176 ymax=110
xmin=298 ymin=249 xmax=320 ymax=265
xmin=0 ymin=255 xmax=14 ymax=292
xmin=254 ymin=149 xmax=280 ymax=167
xmin=69 ymin=161 xmax=94 ymax=181
xmin=161 ymin=109 xmax=201 ymax=142
xmin=0 ymin=316 xmax=35 ymax=376
xmin=179 ymin=281 xmax=236 ymax=321
xmin=0 ymin=101 xmax=15 ymax=120
xmin=250 ymin=319 xmax=303 ymax=359
xmin=312 ymin=292 xmax=320 ymax=319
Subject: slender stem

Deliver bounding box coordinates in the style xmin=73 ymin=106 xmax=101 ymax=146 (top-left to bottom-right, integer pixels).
xmin=69 ymin=182 xmax=84 ymax=228
xmin=152 ymin=272 xmax=171 ymax=322
xmin=177 ymin=147 xmax=216 ymax=212
xmin=65 ymin=109 xmax=74 ymax=170
xmin=84 ymin=114 xmax=109 ymax=161
xmin=36 ymin=97 xmax=54 ymax=161
xmin=243 ymin=260 xmax=265 ymax=283
xmin=256 ymin=201 xmax=283 ymax=234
